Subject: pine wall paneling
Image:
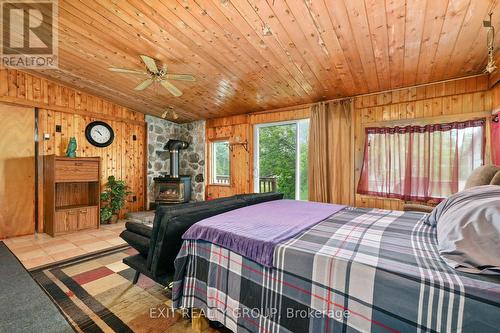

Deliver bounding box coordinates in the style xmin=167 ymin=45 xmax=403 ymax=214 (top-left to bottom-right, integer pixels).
xmin=205 ymin=75 xmax=495 ymax=210
xmin=206 ymin=115 xmax=251 ymax=199
xmin=0 ymin=68 xmax=146 ymax=232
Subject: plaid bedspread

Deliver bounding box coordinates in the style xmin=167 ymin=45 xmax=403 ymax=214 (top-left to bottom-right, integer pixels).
xmin=172 ymin=207 xmax=500 ymax=333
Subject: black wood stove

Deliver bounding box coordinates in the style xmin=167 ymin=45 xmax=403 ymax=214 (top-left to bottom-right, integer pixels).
xmin=153 ymin=140 xmax=191 ymax=205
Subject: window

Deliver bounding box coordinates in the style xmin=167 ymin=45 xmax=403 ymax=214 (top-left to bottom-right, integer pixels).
xmin=357 ymin=120 xmax=485 ymax=201
xmin=211 ymin=141 xmax=230 ymax=185
xmin=254 ymin=119 xmax=309 ymax=200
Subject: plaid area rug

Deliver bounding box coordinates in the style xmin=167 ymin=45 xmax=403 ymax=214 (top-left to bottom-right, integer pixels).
xmin=31 ymin=247 xmax=192 ymax=333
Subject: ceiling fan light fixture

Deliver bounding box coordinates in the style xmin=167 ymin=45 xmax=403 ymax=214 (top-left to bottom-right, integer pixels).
xmin=108 ymin=55 xmax=195 ymax=97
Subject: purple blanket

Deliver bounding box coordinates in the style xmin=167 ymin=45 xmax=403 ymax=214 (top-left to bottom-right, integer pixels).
xmin=182 ymin=199 xmax=345 ymax=267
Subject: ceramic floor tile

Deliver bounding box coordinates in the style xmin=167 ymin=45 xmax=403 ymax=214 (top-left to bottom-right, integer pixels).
xmin=94 ymin=234 xmax=119 ymax=241
xmin=79 ymin=240 xmax=114 ymax=253
xmin=41 ymin=242 xmax=78 ymax=254
xmin=7 ymin=227 xmax=128 ymax=269
xmin=4 ymin=238 xmax=36 ymax=247
xmin=50 ymin=248 xmax=87 ymax=261
xmin=4 ymin=234 xmax=38 ymax=243
xmin=61 ymin=232 xmax=96 ymax=242
xmin=105 ymin=238 xmax=127 ymax=246
xmin=21 ymin=255 xmax=55 ymax=270
xmin=15 ymin=249 xmax=49 ymax=261
xmin=34 ymin=237 xmax=70 ymax=246
xmin=86 ymin=230 xmax=115 ymax=238
xmin=6 ymin=244 xmax=41 ymax=254
xmin=74 ymin=237 xmax=104 ymax=246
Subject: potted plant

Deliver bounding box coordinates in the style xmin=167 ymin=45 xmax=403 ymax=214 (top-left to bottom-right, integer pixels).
xmin=100 ymin=176 xmax=131 ymax=224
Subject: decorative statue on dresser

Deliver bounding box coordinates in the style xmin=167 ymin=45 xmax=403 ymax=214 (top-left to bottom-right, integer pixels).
xmin=65 ymin=137 xmax=77 ymax=158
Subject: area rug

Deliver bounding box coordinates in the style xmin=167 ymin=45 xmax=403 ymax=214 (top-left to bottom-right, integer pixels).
xmin=31 ymin=247 xmax=194 ymax=333
xmin=0 ymin=242 xmax=73 ymax=332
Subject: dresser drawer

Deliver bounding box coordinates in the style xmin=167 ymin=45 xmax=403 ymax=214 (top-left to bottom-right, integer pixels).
xmin=55 ymin=160 xmax=99 ymax=182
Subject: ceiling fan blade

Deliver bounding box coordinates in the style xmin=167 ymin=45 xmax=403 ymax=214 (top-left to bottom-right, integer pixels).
xmin=164 ymin=74 xmax=196 ymax=82
xmin=140 ymin=55 xmax=159 ymax=73
xmin=108 ymin=67 xmax=147 ymax=75
xmin=134 ymin=78 xmax=154 ymax=91
xmin=160 ymin=80 xmax=183 ymax=97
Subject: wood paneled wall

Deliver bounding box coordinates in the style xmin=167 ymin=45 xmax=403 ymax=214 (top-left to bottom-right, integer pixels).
xmin=206 ymin=75 xmax=495 ymax=210
xmin=206 ymin=115 xmax=251 ymax=198
xmin=0 ymin=68 xmax=146 ymax=232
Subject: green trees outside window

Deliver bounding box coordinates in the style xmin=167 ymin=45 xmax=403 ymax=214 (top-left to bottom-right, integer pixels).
xmin=257 ymin=119 xmax=309 ymax=200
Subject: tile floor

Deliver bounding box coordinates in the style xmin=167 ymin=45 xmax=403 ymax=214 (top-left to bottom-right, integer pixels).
xmin=3 ymin=222 xmax=127 ymax=270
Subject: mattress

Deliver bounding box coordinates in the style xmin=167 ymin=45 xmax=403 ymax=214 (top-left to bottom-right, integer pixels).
xmin=172 ymin=207 xmax=500 ymax=333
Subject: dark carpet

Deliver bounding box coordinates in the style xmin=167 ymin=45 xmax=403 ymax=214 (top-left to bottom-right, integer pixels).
xmin=0 ymin=241 xmax=73 ymax=332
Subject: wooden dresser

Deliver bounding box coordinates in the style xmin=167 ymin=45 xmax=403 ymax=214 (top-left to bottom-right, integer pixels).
xmin=44 ymin=155 xmax=100 ymax=236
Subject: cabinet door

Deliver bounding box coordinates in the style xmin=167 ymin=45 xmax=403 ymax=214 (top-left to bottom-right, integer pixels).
xmin=54 ymin=210 xmax=78 ymax=234
xmin=67 ymin=211 xmax=78 ymax=232
xmin=54 ymin=211 xmax=68 ymax=234
xmin=77 ymin=207 xmax=98 ymax=230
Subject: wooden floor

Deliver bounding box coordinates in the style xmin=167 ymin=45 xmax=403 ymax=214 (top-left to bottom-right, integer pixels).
xmin=3 ymin=222 xmax=126 ymax=270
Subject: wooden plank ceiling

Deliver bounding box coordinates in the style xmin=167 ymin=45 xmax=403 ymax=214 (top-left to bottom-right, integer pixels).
xmin=25 ymin=0 xmax=499 ymax=122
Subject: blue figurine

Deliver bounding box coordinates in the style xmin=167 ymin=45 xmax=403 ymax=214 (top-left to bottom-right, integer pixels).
xmin=66 ymin=137 xmax=77 ymax=158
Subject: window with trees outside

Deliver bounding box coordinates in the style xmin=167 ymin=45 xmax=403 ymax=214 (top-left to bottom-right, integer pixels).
xmin=254 ymin=119 xmax=309 ymax=200
xmin=211 ymin=141 xmax=230 ymax=185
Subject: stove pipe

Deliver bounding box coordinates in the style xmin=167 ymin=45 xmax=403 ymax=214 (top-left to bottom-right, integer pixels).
xmin=165 ymin=139 xmax=189 ymax=178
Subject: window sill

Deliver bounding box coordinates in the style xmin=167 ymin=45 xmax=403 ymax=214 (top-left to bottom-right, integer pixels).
xmin=208 ymin=183 xmax=232 ymax=187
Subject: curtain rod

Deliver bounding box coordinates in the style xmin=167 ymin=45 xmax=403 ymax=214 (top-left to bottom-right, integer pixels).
xmin=249 ymin=73 xmax=488 ymax=116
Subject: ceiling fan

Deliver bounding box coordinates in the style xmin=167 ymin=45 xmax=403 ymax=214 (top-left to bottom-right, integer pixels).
xmin=108 ymin=55 xmax=195 ymax=97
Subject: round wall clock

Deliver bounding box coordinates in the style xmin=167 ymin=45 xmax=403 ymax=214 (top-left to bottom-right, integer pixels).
xmin=85 ymin=121 xmax=114 ymax=147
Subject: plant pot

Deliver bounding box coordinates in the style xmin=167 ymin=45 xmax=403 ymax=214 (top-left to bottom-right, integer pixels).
xmin=109 ymin=214 xmax=118 ymax=224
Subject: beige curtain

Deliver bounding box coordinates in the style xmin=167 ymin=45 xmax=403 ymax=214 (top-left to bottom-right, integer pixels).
xmin=308 ymin=100 xmax=354 ymax=205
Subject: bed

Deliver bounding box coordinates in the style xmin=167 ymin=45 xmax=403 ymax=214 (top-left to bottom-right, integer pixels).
xmin=172 ymin=205 xmax=500 ymax=333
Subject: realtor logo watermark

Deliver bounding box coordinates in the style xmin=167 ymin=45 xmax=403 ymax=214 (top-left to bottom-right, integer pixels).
xmin=1 ymin=0 xmax=58 ymax=68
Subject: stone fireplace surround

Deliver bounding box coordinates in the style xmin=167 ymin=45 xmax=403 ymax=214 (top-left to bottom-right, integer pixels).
xmin=146 ymin=115 xmax=205 ymax=206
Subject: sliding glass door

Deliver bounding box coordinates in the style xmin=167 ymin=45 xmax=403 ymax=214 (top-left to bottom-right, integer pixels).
xmin=254 ymin=119 xmax=309 ymax=200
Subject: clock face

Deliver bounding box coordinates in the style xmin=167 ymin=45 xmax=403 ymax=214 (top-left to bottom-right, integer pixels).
xmin=85 ymin=121 xmax=114 ymax=147
xmin=90 ymin=125 xmax=111 ymax=144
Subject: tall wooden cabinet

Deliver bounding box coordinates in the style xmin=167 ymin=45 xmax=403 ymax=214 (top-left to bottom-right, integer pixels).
xmin=44 ymin=156 xmax=100 ymax=236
